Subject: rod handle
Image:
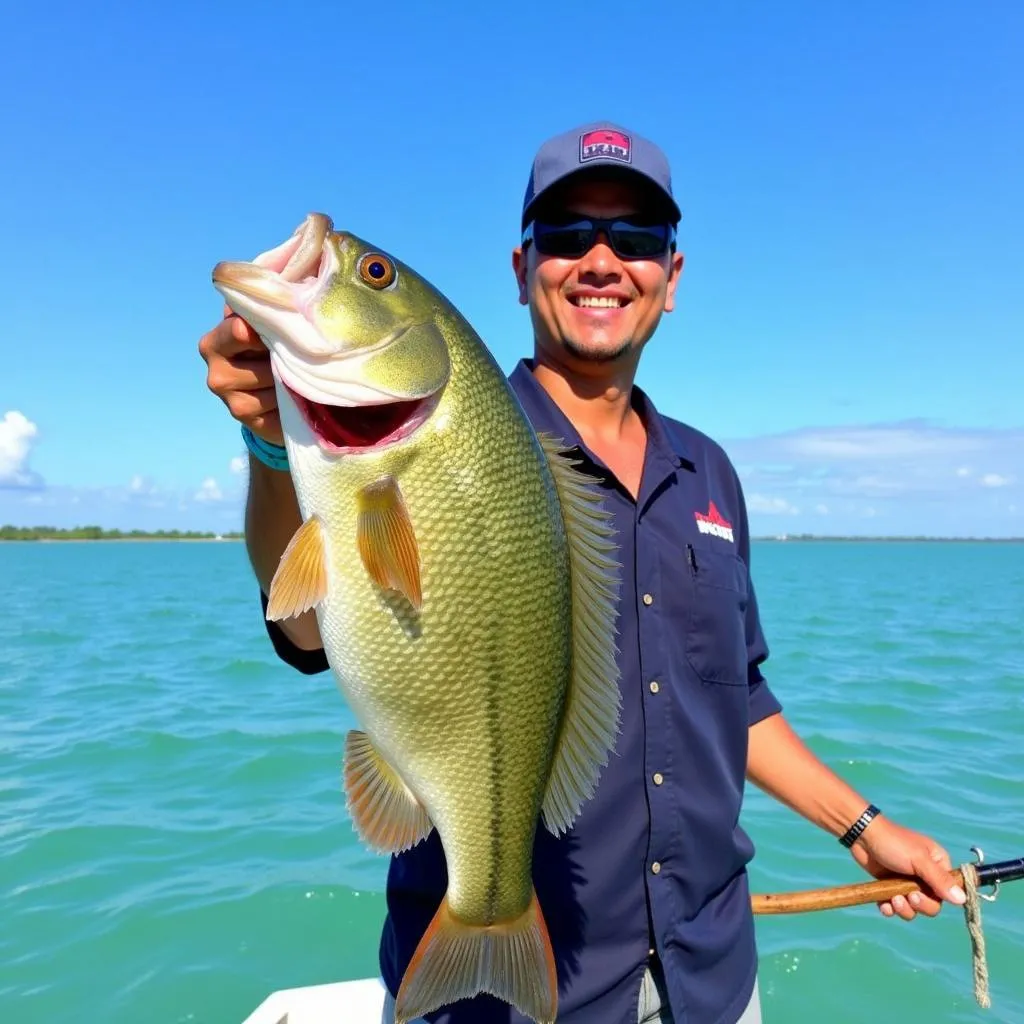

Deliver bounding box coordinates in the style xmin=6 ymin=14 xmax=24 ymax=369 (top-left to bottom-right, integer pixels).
xmin=751 ymin=868 xmax=967 ymax=915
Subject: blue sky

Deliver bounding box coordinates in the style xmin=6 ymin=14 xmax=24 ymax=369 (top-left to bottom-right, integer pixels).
xmin=1 ymin=1 xmax=1021 ymax=537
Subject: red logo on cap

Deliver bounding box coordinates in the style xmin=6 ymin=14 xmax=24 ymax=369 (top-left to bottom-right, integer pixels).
xmin=579 ymin=129 xmax=632 ymax=164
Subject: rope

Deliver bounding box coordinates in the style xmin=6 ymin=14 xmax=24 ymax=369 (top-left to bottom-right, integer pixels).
xmin=961 ymin=862 xmax=991 ymax=1009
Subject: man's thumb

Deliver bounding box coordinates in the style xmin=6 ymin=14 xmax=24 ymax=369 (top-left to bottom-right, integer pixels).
xmin=921 ymin=852 xmax=966 ymax=905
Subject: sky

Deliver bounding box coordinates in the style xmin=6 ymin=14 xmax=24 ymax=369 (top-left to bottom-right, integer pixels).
xmin=1 ymin=1 xmax=1021 ymax=537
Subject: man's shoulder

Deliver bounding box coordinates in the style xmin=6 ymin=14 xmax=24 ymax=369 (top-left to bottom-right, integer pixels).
xmin=658 ymin=411 xmax=740 ymax=477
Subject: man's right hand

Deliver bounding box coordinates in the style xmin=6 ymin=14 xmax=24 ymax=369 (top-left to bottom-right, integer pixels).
xmin=199 ymin=307 xmax=283 ymax=446
xmin=197 ymin=307 xmax=323 ymax=652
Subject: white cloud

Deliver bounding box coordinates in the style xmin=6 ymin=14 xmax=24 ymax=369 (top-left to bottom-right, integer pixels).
xmin=956 ymin=467 xmax=972 ymax=478
xmin=229 ymin=456 xmax=247 ymax=475
xmin=194 ymin=478 xmax=223 ymax=502
xmin=814 ymin=504 xmax=829 ymax=515
xmin=129 ymin=474 xmax=157 ymax=495
xmin=747 ymin=493 xmax=799 ymax=515
xmin=0 ymin=411 xmax=43 ymax=489
xmin=981 ymin=473 xmax=1012 ymax=488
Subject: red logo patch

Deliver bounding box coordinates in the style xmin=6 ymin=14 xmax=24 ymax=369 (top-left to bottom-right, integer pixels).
xmin=579 ymin=129 xmax=632 ymax=164
xmin=694 ymin=501 xmax=735 ymax=542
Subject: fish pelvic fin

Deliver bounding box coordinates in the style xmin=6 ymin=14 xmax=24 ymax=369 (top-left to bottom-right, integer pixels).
xmin=535 ymin=432 xmax=622 ymax=836
xmin=266 ymin=514 xmax=328 ymax=621
xmin=356 ymin=476 xmax=422 ymax=609
xmin=343 ymin=730 xmax=432 ymax=854
xmin=394 ymin=890 xmax=557 ymax=1024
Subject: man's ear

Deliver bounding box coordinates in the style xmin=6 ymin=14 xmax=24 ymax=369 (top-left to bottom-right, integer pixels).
xmin=663 ymin=249 xmax=685 ymax=313
xmin=512 ymin=245 xmax=529 ymax=306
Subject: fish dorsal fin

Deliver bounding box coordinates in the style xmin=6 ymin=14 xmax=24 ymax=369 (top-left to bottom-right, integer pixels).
xmin=343 ymin=729 xmax=433 ymax=854
xmin=535 ymin=432 xmax=622 ymax=835
xmin=356 ymin=476 xmax=423 ymax=609
xmin=266 ymin=514 xmax=328 ymax=621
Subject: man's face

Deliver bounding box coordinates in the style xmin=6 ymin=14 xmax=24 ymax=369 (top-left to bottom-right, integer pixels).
xmin=513 ymin=176 xmax=684 ymax=368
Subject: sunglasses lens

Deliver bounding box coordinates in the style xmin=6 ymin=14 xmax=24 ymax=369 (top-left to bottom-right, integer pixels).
xmin=531 ymin=217 xmax=671 ymax=259
xmin=610 ymin=221 xmax=671 ymax=258
xmin=533 ymin=221 xmax=593 ymax=257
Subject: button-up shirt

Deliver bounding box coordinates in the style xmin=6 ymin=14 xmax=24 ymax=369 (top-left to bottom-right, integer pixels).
xmin=262 ymin=358 xmax=782 ymax=1024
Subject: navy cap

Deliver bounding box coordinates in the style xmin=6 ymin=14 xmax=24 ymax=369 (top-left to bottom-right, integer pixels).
xmin=521 ymin=121 xmax=681 ymax=228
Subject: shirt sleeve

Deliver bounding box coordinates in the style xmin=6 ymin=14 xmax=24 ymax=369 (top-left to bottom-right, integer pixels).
xmin=731 ymin=468 xmax=783 ymax=725
xmin=259 ymin=590 xmax=330 ymax=675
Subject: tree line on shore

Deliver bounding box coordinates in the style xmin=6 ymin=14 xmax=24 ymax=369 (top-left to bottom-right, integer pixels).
xmin=0 ymin=525 xmax=243 ymax=540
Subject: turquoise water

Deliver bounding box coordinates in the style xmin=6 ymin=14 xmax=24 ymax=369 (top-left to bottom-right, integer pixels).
xmin=2 ymin=540 xmax=1021 ymax=1023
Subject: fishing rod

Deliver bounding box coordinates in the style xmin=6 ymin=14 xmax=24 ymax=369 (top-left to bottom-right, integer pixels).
xmin=749 ymin=847 xmax=1022 ymax=1010
xmin=751 ymin=846 xmax=1023 ymax=915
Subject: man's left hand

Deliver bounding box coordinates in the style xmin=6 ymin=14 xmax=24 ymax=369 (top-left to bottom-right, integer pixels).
xmin=851 ymin=816 xmax=967 ymax=921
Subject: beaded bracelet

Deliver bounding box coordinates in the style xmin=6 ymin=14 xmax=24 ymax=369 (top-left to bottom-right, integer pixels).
xmin=839 ymin=804 xmax=881 ymax=848
xmin=241 ymin=424 xmax=290 ymax=472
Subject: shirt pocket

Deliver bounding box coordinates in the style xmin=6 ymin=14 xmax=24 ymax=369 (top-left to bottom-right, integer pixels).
xmin=683 ymin=545 xmax=750 ymax=686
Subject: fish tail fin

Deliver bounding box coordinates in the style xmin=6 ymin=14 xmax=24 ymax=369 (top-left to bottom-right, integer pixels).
xmin=393 ymin=889 xmax=557 ymax=1024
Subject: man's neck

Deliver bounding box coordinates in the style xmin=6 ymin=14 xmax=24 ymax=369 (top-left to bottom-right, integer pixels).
xmin=530 ymin=351 xmax=643 ymax=446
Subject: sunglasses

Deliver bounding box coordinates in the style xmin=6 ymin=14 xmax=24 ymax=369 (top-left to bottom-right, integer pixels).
xmin=522 ymin=214 xmax=675 ymax=260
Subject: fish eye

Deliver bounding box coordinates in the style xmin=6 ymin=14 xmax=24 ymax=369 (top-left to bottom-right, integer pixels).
xmin=358 ymin=253 xmax=397 ymax=290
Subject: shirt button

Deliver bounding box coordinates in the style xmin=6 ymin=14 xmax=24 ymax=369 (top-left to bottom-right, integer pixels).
xmin=653 ymin=772 xmax=664 ymax=786
xmin=642 ymin=593 xmax=654 ymax=606
xmin=649 ymin=681 xmax=660 ymax=694
xmin=651 ymin=861 xmax=662 ymax=875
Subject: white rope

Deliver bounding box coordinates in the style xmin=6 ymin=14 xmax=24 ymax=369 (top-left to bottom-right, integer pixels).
xmin=961 ymin=862 xmax=991 ymax=1009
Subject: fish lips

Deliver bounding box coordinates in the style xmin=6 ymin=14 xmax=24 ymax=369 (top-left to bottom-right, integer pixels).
xmin=280 ymin=377 xmax=444 ymax=456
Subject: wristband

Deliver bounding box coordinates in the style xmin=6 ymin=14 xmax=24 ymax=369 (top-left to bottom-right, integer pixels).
xmin=839 ymin=804 xmax=881 ymax=848
xmin=241 ymin=424 xmax=290 ymax=472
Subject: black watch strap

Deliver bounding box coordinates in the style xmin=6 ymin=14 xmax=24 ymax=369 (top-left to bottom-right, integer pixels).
xmin=839 ymin=804 xmax=881 ymax=848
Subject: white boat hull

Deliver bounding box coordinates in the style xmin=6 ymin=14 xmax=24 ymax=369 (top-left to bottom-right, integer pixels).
xmin=242 ymin=977 xmax=385 ymax=1024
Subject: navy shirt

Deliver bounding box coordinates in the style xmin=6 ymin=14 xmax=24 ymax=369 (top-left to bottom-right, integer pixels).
xmin=262 ymin=359 xmax=782 ymax=1024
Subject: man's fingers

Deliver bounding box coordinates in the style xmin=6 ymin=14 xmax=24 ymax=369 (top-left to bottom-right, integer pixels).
xmin=891 ymin=894 xmax=917 ymax=921
xmin=247 ymin=410 xmax=284 ymax=447
xmin=226 ymin=387 xmax=278 ymax=425
xmin=919 ymin=849 xmax=966 ymax=906
xmin=199 ymin=313 xmax=266 ymax=362
xmin=207 ymin=355 xmax=275 ymax=396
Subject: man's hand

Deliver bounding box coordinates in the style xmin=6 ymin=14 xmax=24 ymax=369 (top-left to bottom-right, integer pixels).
xmin=199 ymin=307 xmax=283 ymax=445
xmin=851 ymin=816 xmax=967 ymax=921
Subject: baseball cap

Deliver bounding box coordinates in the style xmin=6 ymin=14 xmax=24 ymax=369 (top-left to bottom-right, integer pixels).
xmin=521 ymin=121 xmax=681 ymax=229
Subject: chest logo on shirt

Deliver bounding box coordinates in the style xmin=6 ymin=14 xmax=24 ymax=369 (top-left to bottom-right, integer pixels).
xmin=694 ymin=501 xmax=735 ymax=543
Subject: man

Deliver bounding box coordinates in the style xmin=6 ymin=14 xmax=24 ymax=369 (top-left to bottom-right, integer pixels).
xmin=199 ymin=122 xmax=967 ymax=1024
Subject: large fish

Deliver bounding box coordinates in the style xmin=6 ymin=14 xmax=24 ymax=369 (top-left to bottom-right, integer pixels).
xmin=211 ymin=214 xmax=621 ymax=1024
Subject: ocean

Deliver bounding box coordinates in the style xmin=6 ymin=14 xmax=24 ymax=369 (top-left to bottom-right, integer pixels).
xmin=2 ymin=539 xmax=1021 ymax=1023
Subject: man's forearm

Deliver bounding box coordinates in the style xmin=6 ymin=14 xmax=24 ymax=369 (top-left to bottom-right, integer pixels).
xmin=244 ymin=454 xmax=324 ymax=651
xmin=747 ymin=713 xmax=871 ymax=838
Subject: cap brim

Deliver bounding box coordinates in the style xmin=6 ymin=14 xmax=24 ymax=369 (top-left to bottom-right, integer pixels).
xmin=522 ymin=164 xmax=681 ymax=228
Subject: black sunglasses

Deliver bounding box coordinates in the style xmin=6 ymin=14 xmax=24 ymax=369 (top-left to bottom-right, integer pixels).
xmin=522 ymin=214 xmax=675 ymax=260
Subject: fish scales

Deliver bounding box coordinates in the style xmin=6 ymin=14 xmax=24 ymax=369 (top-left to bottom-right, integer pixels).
xmin=211 ymin=214 xmax=621 ymax=1024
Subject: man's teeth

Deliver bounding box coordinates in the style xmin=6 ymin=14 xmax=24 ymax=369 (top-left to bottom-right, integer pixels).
xmin=573 ymin=296 xmax=624 ymax=308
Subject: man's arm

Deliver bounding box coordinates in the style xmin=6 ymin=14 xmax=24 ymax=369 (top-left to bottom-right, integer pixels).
xmin=199 ymin=308 xmax=324 ymax=653
xmin=747 ymin=712 xmax=967 ymax=918
xmin=244 ymin=454 xmax=323 ymax=651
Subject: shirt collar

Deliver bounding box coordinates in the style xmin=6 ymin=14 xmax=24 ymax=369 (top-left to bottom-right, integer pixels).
xmin=508 ymin=358 xmax=695 ymax=471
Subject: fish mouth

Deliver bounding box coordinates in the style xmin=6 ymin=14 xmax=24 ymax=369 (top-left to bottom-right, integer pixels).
xmin=286 ymin=384 xmax=441 ymax=454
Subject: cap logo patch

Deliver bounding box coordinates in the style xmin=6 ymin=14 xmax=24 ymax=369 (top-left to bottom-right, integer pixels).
xmin=579 ymin=129 xmax=631 ymax=164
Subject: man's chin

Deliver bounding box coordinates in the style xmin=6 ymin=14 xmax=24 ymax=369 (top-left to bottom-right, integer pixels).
xmin=562 ymin=337 xmax=635 ymax=364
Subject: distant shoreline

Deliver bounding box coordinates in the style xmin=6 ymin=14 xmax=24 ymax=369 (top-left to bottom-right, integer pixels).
xmin=753 ymin=535 xmax=1024 ymax=543
xmin=0 ymin=537 xmax=244 ymax=543
xmin=1 ymin=530 xmax=1020 ymax=544
xmin=0 ymin=529 xmax=243 ymax=542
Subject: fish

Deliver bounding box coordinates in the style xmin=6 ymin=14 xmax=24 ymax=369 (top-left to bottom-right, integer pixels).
xmin=211 ymin=213 xmax=622 ymax=1024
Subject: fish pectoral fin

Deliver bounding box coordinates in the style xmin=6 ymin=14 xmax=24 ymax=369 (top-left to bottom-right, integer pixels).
xmin=356 ymin=476 xmax=422 ymax=609
xmin=395 ymin=890 xmax=557 ymax=1024
xmin=266 ymin=514 xmax=328 ymax=621
xmin=343 ymin=730 xmax=432 ymax=854
xmin=535 ymin=432 xmax=623 ymax=836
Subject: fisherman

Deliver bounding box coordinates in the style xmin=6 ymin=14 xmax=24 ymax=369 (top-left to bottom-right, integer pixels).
xmin=199 ymin=122 xmax=968 ymax=1024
